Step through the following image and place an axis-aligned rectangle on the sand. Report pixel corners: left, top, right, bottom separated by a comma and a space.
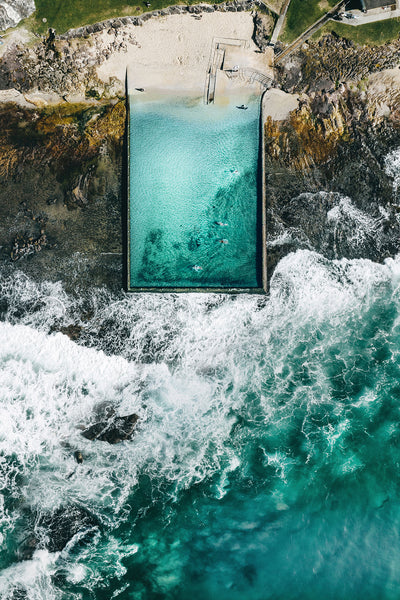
97, 12, 274, 97
262, 88, 299, 120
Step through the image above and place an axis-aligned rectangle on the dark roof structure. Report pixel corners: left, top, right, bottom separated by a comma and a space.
363, 0, 395, 7
346, 0, 394, 8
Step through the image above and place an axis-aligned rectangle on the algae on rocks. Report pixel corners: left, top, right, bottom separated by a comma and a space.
0, 100, 126, 292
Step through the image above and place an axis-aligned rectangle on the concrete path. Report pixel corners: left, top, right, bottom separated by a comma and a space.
274, 0, 345, 63
270, 0, 292, 45
339, 7, 400, 24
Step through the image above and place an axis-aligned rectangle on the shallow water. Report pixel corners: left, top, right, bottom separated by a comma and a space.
2, 243, 400, 598
129, 95, 261, 289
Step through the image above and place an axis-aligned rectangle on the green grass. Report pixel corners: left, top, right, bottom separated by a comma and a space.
281, 0, 338, 43
26, 0, 225, 35
313, 17, 400, 45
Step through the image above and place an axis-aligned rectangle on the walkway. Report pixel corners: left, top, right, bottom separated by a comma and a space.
204, 37, 273, 103
204, 38, 250, 104
274, 0, 345, 64
270, 0, 292, 46
226, 67, 274, 88
338, 6, 400, 24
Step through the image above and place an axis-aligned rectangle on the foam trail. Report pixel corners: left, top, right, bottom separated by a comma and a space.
385, 148, 400, 192
2, 248, 400, 598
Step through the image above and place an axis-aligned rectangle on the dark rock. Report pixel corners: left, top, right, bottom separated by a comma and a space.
74, 451, 84, 464
311, 93, 334, 118
17, 534, 38, 561
6, 586, 28, 600
11, 233, 48, 262
253, 12, 274, 52
168, 6, 183, 13
81, 413, 139, 444
37, 505, 100, 553
46, 28, 56, 44
59, 324, 82, 340
279, 33, 400, 95
309, 77, 335, 94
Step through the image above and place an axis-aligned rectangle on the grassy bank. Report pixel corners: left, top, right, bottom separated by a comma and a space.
281, 0, 337, 43
28, 0, 224, 34
313, 17, 400, 45
23, 0, 283, 34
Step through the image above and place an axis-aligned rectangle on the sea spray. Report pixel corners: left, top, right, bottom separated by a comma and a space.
385, 147, 400, 193
0, 0, 35, 31
2, 250, 400, 597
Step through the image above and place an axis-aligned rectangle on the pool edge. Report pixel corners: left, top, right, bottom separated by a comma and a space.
126, 75, 268, 295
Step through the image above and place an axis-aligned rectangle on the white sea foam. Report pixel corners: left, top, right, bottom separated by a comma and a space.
327, 196, 376, 233
0, 0, 35, 30
2, 250, 400, 595
0, 550, 59, 600
384, 148, 400, 192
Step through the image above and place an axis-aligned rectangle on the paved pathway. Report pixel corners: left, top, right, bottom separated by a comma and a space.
339, 7, 400, 24
274, 0, 345, 64
270, 0, 292, 45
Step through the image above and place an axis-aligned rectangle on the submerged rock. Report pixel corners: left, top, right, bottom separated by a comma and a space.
5, 586, 28, 600
17, 505, 100, 559
74, 450, 84, 464
37, 505, 100, 553
81, 413, 139, 444
59, 324, 82, 341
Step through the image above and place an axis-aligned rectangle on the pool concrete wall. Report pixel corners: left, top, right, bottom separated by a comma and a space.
126, 89, 267, 294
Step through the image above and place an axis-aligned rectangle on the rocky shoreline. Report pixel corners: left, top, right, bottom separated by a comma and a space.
57, 0, 273, 40
267, 34, 400, 276
0, 13, 399, 301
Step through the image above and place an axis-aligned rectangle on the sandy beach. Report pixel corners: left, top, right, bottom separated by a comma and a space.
97, 12, 274, 97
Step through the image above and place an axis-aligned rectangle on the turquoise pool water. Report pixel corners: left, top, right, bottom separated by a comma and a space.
128, 95, 261, 289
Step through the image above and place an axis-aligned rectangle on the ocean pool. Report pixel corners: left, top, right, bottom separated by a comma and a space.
128, 94, 263, 291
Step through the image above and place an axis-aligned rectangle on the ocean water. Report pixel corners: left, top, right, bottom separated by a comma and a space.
2, 228, 400, 598
129, 95, 261, 289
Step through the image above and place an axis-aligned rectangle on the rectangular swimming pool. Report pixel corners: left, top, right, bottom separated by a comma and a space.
127, 93, 265, 292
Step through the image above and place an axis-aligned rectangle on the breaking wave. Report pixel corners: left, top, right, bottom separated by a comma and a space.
1, 248, 400, 598
2, 145, 400, 599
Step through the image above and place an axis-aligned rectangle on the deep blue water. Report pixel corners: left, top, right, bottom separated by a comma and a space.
2, 247, 400, 598
129, 95, 261, 289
